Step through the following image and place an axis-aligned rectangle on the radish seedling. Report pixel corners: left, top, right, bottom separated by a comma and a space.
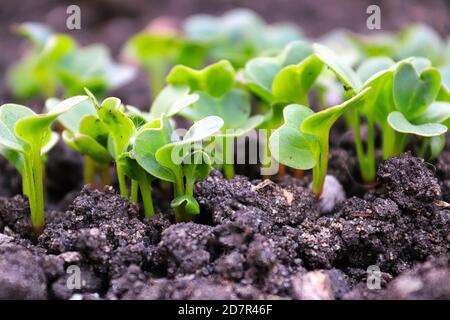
85, 86, 199, 217
184, 8, 302, 68
387, 61, 448, 157
46, 98, 111, 188
133, 115, 223, 221
9, 23, 134, 99
124, 30, 205, 101
167, 60, 264, 179
270, 88, 370, 197
0, 96, 88, 232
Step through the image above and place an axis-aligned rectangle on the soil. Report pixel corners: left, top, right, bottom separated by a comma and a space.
0, 152, 449, 300
1, 0, 450, 300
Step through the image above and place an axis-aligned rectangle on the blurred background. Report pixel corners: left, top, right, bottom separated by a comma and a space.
1, 0, 449, 105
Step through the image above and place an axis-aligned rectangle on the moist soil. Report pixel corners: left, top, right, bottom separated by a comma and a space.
1, 152, 450, 300
1, 0, 450, 300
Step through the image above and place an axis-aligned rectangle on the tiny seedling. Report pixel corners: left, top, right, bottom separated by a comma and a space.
387, 61, 448, 157
9, 23, 134, 99
124, 31, 200, 101
167, 60, 264, 179
270, 88, 370, 197
0, 96, 88, 232
183, 8, 302, 68
85, 86, 199, 218
133, 115, 223, 221
243, 41, 324, 173
46, 98, 111, 188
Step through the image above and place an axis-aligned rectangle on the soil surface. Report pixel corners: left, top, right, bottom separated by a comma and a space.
1, 0, 450, 300
1, 152, 450, 300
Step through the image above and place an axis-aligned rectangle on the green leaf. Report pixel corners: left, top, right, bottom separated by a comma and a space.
272, 54, 323, 105
274, 40, 312, 66
57, 44, 135, 96
133, 115, 176, 182
171, 195, 200, 215
396, 24, 443, 65
181, 89, 251, 130
96, 97, 136, 158
0, 104, 35, 152
301, 87, 371, 135
393, 62, 441, 119
313, 43, 362, 92
269, 104, 316, 170
155, 116, 223, 172
415, 101, 450, 124
438, 66, 450, 102
8, 56, 41, 99
46, 98, 96, 133
150, 85, 199, 118
387, 111, 447, 137
183, 150, 212, 181
62, 131, 110, 164
361, 66, 395, 123
78, 115, 109, 145
15, 22, 53, 49
116, 152, 146, 181
356, 56, 395, 83
215, 115, 264, 138
15, 96, 87, 151
126, 33, 179, 63
243, 57, 281, 102
167, 60, 235, 97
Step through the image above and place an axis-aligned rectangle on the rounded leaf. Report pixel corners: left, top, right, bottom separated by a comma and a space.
387, 111, 447, 137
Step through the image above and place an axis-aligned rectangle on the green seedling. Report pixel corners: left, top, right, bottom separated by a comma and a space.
314, 42, 450, 183
243, 41, 326, 172
46, 98, 111, 188
167, 60, 264, 179
183, 8, 302, 68
85, 86, 199, 218
9, 23, 134, 99
346, 24, 445, 66
387, 61, 448, 157
133, 115, 223, 221
269, 88, 370, 197
126, 84, 200, 129
0, 96, 87, 232
124, 29, 205, 101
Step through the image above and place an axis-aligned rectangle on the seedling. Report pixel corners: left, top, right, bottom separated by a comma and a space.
84, 86, 199, 217
183, 8, 302, 68
46, 98, 111, 188
167, 60, 264, 179
387, 61, 448, 157
133, 115, 223, 221
124, 30, 205, 101
270, 88, 370, 197
9, 23, 134, 99
0, 96, 88, 232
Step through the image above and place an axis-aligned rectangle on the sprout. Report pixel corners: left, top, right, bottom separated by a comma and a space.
84, 87, 199, 218
46, 98, 111, 188
167, 60, 264, 179
387, 61, 448, 157
269, 88, 370, 197
8, 23, 134, 99
183, 8, 302, 68
0, 96, 87, 232
133, 115, 223, 221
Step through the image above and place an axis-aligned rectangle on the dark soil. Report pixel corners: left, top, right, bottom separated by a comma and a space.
1, 0, 450, 301
1, 152, 449, 300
